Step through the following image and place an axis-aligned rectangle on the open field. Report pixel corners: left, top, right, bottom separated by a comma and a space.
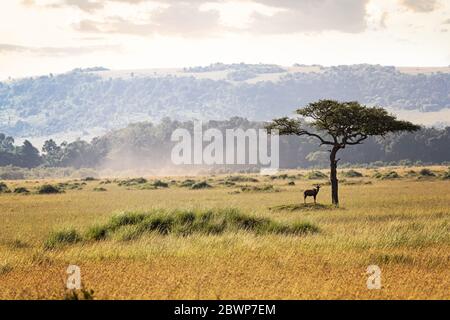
0, 166, 449, 299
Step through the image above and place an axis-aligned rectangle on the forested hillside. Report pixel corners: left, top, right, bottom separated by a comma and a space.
1, 64, 449, 137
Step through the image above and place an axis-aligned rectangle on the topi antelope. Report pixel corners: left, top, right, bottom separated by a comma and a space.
304, 185, 321, 204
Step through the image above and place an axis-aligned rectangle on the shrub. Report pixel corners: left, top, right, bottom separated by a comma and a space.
44, 229, 81, 249
287, 181, 295, 186
13, 187, 30, 194
37, 184, 62, 194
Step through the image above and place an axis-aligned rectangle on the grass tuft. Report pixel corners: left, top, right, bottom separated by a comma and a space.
44, 229, 81, 249
270, 203, 335, 212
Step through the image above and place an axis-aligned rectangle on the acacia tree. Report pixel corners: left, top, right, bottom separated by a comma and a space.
266, 100, 420, 206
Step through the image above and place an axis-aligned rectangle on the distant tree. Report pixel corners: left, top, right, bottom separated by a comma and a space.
17, 140, 42, 168
266, 100, 421, 206
42, 139, 62, 166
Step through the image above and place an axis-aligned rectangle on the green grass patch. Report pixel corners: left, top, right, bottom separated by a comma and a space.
45, 208, 319, 246
44, 229, 81, 249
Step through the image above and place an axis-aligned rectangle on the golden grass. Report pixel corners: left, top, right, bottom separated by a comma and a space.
0, 166, 449, 299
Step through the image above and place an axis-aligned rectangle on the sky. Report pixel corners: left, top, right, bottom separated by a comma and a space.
0, 0, 450, 79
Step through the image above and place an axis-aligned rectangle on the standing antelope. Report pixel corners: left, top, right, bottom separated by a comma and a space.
304, 185, 321, 204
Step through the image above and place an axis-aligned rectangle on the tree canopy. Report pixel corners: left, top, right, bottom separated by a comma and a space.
267, 100, 421, 205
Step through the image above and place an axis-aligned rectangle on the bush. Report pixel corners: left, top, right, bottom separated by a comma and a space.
37, 184, 62, 194
44, 229, 81, 249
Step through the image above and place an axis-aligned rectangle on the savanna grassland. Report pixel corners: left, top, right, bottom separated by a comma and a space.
0, 166, 449, 300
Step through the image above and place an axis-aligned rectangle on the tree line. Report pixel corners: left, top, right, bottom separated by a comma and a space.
1, 117, 449, 170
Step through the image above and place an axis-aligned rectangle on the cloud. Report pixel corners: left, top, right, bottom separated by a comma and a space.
400, 0, 439, 13
75, 3, 221, 37
24, 0, 105, 12
0, 43, 120, 56
248, 0, 370, 34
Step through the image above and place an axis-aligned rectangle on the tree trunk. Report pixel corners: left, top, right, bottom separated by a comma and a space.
330, 146, 340, 206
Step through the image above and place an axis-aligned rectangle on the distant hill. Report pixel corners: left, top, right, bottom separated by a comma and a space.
0, 63, 449, 138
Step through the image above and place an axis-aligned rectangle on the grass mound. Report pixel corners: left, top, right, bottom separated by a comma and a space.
118, 178, 148, 187
374, 171, 401, 180
0, 182, 11, 193
45, 209, 319, 245
82, 177, 97, 181
37, 184, 62, 194
240, 184, 279, 193
152, 180, 169, 188
93, 187, 107, 192
270, 203, 335, 212
306, 171, 328, 179
442, 169, 450, 180
419, 168, 435, 177
180, 179, 196, 187
191, 181, 212, 189
269, 173, 300, 180
416, 168, 437, 180
57, 182, 84, 190
342, 170, 363, 178
13, 187, 30, 194
225, 176, 259, 183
